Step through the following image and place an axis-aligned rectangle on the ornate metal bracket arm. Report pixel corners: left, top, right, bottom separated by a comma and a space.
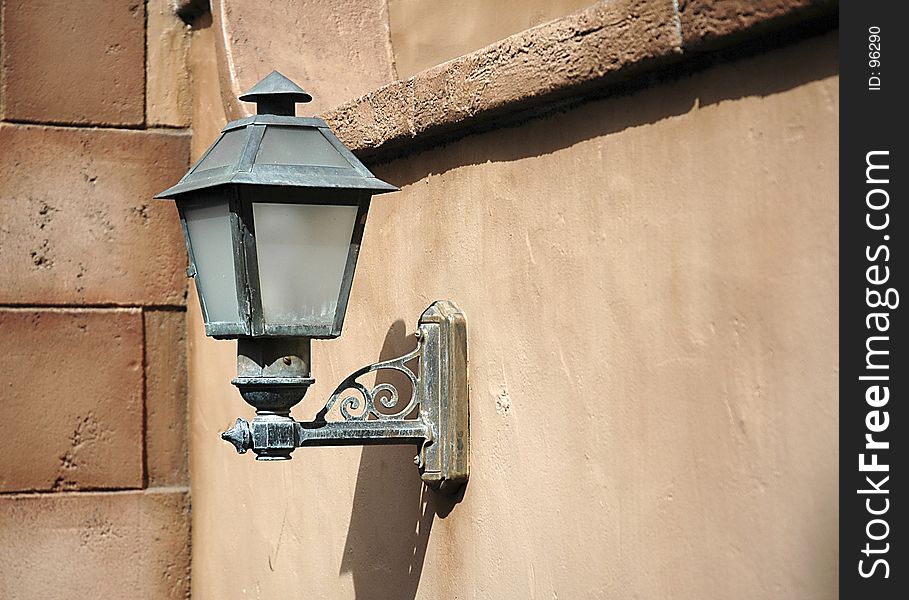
222, 300, 469, 495
316, 345, 421, 423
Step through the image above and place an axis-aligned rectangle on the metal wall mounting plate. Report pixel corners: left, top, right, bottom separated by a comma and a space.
415, 300, 469, 493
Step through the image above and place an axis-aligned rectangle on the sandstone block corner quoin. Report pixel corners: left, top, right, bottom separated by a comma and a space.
0, 0, 146, 126
144, 308, 189, 487
0, 490, 190, 600
0, 309, 145, 493
0, 124, 191, 306
147, 0, 192, 128
0, 1, 194, 597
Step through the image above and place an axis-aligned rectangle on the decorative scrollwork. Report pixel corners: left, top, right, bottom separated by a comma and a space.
316, 345, 421, 422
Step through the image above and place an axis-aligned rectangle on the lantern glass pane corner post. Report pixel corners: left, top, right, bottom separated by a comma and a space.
155, 71, 469, 495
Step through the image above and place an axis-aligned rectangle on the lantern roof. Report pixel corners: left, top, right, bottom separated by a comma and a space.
156, 72, 397, 200
239, 70, 313, 106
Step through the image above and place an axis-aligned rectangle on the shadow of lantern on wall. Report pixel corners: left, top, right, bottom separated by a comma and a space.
156, 71, 468, 495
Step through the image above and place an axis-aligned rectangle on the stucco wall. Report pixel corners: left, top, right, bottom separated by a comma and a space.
387, 0, 594, 77
187, 29, 837, 600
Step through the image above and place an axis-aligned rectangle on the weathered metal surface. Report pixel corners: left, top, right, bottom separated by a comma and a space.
227, 186, 253, 337
248, 414, 298, 460
221, 301, 470, 495
232, 337, 314, 431
229, 338, 314, 460
319, 346, 420, 422
298, 420, 430, 447
154, 72, 396, 200
239, 70, 312, 116
156, 72, 397, 341
221, 418, 251, 454
236, 337, 311, 379
415, 300, 470, 494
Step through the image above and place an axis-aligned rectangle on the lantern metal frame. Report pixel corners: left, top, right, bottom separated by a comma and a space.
159, 110, 395, 340
155, 71, 470, 496
175, 186, 371, 339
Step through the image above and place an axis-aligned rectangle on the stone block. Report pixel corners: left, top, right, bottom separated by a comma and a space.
145, 309, 189, 487
0, 124, 190, 306
678, 0, 837, 49
0, 489, 190, 600
326, 0, 683, 157
147, 0, 192, 127
0, 0, 146, 125
0, 309, 144, 492
327, 79, 414, 151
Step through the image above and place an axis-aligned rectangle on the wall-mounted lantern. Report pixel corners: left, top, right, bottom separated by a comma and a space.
156, 71, 468, 495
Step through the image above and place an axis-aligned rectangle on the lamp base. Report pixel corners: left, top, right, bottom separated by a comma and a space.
232, 377, 315, 415
229, 337, 315, 460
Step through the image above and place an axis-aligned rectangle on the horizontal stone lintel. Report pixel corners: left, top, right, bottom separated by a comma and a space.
320, 0, 837, 162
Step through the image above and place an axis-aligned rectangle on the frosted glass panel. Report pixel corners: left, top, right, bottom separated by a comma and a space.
253, 203, 358, 327
255, 127, 350, 168
193, 128, 246, 172
183, 201, 241, 324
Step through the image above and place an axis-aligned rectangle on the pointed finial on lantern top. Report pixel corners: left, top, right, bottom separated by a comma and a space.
239, 70, 312, 116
